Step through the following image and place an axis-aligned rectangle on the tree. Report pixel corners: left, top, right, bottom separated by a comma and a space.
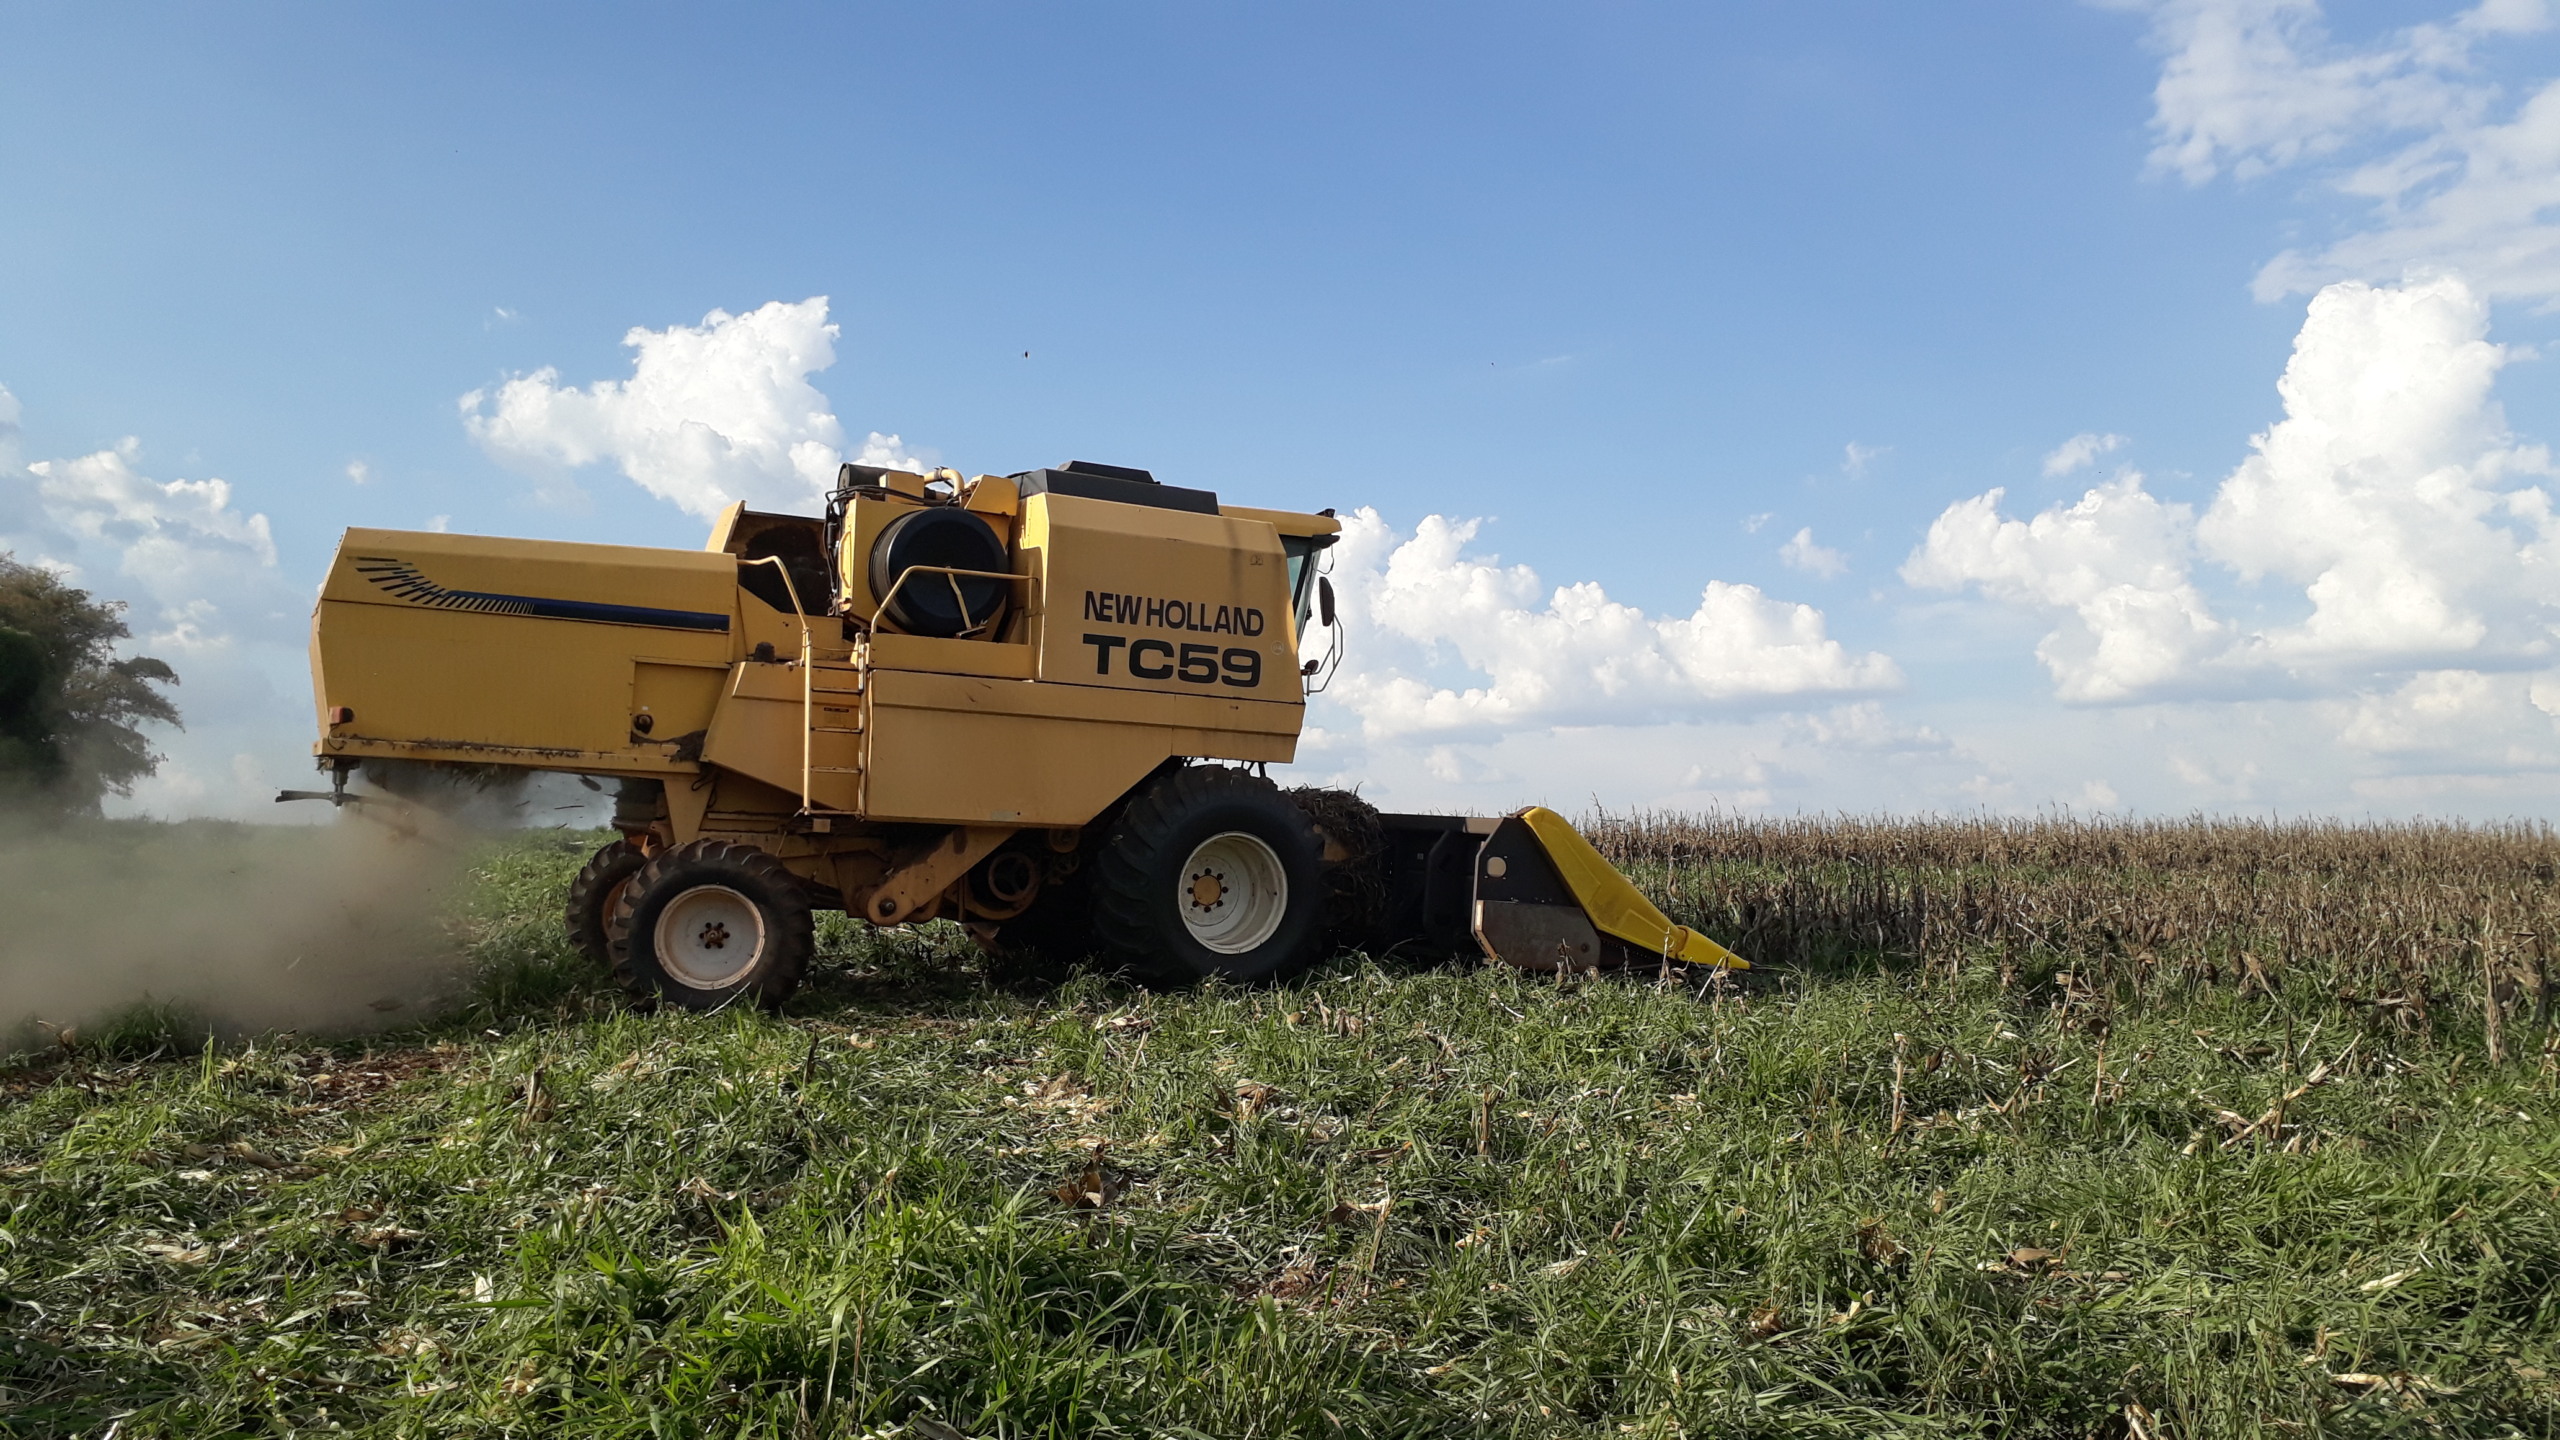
0, 553, 182, 812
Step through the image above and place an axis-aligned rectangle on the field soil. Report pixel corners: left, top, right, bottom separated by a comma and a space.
5, 816, 2558, 1438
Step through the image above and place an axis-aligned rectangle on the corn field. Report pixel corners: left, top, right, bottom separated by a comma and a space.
1588, 811, 2559, 1030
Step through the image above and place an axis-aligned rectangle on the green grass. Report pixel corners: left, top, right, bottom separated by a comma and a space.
6, 829, 2559, 1437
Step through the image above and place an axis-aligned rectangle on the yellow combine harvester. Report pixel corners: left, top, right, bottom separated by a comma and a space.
296, 460, 1743, 1008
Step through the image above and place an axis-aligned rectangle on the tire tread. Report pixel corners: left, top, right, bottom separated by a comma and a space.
1090, 765, 1321, 982
606, 838, 814, 1009
564, 838, 648, 966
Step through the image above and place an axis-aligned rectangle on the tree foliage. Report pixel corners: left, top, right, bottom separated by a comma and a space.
0, 553, 181, 811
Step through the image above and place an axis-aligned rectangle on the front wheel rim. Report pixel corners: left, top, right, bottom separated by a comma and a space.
1178, 831, 1288, 955
653, 884, 767, 990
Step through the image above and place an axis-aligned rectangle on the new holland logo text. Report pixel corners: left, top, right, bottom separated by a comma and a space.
354, 557, 730, 633
1080, 590, 1266, 637
1082, 635, 1263, 688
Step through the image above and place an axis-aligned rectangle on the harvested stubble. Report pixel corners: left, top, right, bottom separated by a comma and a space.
3, 818, 2557, 1439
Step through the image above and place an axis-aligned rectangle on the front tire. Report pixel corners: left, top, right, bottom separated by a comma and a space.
607, 840, 813, 1011
1092, 766, 1324, 983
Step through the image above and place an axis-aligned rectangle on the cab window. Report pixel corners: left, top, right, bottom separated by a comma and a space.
1283, 536, 1325, 639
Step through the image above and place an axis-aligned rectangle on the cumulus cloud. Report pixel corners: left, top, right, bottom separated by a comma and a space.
2331, 666, 2560, 761
1779, 526, 1850, 578
20, 446, 280, 630
1907, 273, 2558, 703
2197, 275, 2557, 662
1904, 474, 2227, 701
461, 297, 922, 519
2124, 0, 2560, 300
0, 400, 281, 645
1316, 509, 1898, 740
2042, 432, 2129, 476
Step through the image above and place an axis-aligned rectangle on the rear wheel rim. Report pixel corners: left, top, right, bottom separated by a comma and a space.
1178, 831, 1287, 955
653, 884, 767, 990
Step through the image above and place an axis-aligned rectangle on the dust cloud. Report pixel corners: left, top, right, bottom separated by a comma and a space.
0, 769, 601, 1057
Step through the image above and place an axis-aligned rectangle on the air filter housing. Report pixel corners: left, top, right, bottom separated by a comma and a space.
868, 507, 1010, 637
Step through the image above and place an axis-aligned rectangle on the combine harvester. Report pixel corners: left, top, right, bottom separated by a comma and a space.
291, 461, 1744, 1008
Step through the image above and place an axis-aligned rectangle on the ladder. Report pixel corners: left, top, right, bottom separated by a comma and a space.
800, 655, 864, 815
743, 555, 865, 818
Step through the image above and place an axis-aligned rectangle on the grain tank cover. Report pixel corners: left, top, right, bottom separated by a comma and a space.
1012, 461, 1220, 516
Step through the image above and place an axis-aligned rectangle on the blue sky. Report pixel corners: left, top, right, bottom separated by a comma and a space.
6, 1, 2560, 818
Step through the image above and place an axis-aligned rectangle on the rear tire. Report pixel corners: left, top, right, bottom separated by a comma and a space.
607, 840, 813, 1011
1092, 765, 1324, 983
564, 838, 648, 967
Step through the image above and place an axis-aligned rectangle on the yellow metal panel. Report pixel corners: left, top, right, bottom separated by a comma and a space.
855, 666, 1298, 824
316, 601, 645, 755
858, 704, 1181, 825
866, 632, 1035, 680
1516, 807, 1749, 970
1164, 726, 1295, 764
964, 474, 1020, 516
725, 661, 806, 703
313, 528, 739, 760
705, 502, 746, 552
866, 667, 1299, 736
1218, 504, 1342, 538
835, 493, 928, 620
306, 621, 331, 731
700, 679, 862, 813
321, 528, 739, 616
1020, 493, 1299, 703
631, 661, 727, 742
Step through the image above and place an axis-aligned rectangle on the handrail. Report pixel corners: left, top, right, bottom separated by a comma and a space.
740, 556, 819, 812
868, 563, 1031, 640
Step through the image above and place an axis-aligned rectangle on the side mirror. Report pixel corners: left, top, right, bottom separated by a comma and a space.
1318, 576, 1336, 628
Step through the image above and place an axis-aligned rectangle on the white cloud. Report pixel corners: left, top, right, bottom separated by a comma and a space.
11, 441, 279, 622
345, 459, 370, 485
2197, 275, 2556, 662
1785, 701, 1949, 752
2258, 76, 2560, 302
1314, 509, 1898, 741
461, 297, 923, 519
1907, 274, 2559, 704
2331, 666, 2560, 759
1903, 474, 2226, 702
1779, 526, 1850, 578
2042, 431, 2129, 476
2135, 0, 2505, 184
1843, 442, 1887, 479
2124, 0, 2560, 300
